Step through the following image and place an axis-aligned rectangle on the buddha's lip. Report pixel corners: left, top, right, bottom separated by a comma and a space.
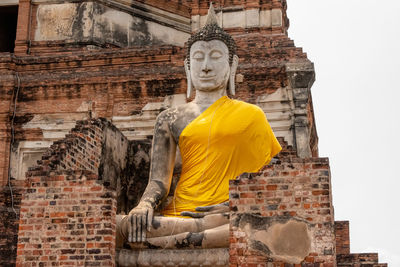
199, 76, 216, 79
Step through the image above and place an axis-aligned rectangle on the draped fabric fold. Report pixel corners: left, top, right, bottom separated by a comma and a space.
162, 96, 282, 216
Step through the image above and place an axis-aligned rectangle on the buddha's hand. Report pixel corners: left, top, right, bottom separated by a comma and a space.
180, 201, 229, 218
127, 202, 154, 243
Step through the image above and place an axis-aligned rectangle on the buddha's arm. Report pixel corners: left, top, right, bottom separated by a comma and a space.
126, 110, 177, 242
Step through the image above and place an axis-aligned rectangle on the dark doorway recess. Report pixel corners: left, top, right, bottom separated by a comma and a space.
0, 5, 18, 53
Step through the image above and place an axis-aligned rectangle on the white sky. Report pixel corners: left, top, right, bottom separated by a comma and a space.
286, 0, 400, 266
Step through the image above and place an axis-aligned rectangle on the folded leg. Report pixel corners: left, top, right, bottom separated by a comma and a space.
127, 223, 229, 249
116, 213, 229, 248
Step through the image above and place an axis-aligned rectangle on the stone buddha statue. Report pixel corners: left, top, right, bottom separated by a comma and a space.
116, 5, 281, 249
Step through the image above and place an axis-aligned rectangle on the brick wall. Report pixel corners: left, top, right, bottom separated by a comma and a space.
229, 141, 336, 266
17, 170, 116, 266
14, 119, 131, 266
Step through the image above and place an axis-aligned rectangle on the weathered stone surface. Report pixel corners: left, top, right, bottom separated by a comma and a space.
34, 1, 190, 47
192, 8, 283, 31
286, 62, 317, 158
237, 215, 311, 264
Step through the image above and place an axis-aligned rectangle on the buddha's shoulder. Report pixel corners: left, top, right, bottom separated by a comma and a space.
175, 102, 199, 114
156, 102, 199, 122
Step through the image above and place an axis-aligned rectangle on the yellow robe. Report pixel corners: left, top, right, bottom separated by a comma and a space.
162, 96, 281, 216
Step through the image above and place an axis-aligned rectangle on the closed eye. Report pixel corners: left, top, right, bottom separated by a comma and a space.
210, 51, 223, 59
193, 51, 205, 60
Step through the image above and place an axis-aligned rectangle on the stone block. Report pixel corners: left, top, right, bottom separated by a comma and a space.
271, 9, 283, 27
260, 9, 272, 27
245, 9, 259, 28
222, 10, 245, 28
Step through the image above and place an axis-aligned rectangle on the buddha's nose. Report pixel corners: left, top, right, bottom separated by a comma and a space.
202, 67, 211, 74
202, 58, 212, 74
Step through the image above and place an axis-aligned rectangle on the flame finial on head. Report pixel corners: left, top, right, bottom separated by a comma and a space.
186, 3, 237, 66
205, 4, 218, 26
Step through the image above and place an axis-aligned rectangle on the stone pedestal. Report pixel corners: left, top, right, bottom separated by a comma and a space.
117, 248, 229, 267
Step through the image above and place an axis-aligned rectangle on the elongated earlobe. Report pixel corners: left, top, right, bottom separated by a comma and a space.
229, 55, 239, 96
184, 59, 193, 99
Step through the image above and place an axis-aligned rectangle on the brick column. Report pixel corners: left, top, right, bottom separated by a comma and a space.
335, 221, 350, 255
0, 63, 15, 186
0, 137, 11, 187
14, 0, 31, 55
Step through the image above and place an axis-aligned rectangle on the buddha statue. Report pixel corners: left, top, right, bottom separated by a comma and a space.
116, 5, 281, 249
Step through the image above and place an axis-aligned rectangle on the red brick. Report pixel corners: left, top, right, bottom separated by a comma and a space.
266, 185, 277, 191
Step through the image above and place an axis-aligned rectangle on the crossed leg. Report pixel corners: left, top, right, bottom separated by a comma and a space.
116, 213, 229, 249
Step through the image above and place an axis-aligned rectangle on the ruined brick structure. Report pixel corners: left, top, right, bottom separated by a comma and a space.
0, 0, 387, 266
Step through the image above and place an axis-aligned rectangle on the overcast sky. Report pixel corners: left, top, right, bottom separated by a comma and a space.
286, 1, 400, 266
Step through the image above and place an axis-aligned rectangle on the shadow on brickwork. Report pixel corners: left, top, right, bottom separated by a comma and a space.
0, 182, 23, 266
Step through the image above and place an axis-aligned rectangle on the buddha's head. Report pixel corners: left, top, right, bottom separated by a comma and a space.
185, 5, 239, 98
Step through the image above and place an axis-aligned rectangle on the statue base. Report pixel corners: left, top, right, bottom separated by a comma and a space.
116, 248, 229, 267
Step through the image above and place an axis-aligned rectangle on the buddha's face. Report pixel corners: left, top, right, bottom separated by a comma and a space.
189, 40, 230, 92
